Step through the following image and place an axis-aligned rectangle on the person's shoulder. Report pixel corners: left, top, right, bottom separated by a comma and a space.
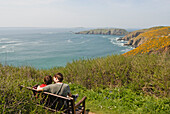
63, 83, 70, 88
63, 83, 69, 86
50, 83, 57, 86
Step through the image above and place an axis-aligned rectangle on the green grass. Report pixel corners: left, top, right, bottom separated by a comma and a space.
0, 54, 170, 113
70, 84, 169, 114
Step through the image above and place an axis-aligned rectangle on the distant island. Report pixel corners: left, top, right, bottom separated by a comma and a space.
75, 28, 128, 35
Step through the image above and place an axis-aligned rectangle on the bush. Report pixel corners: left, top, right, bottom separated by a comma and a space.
0, 53, 169, 113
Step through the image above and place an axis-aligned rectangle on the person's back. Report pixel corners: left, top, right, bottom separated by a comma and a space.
43, 83, 70, 97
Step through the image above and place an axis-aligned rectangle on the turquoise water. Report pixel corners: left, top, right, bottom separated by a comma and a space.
0, 28, 133, 69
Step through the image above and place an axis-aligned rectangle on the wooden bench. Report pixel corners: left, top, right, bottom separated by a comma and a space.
20, 85, 87, 114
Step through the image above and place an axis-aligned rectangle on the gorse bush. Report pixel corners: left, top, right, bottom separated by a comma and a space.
0, 54, 170, 113
124, 27, 170, 55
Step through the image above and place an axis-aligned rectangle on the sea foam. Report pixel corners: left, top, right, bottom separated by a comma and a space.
109, 37, 124, 47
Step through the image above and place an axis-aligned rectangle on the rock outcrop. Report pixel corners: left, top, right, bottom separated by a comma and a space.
117, 30, 147, 41
120, 26, 166, 48
123, 27, 170, 56
75, 28, 128, 35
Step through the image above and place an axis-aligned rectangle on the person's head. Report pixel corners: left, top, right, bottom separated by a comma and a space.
44, 75, 52, 85
53, 73, 63, 83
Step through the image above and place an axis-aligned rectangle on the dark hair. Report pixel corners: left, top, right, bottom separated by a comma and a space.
54, 73, 63, 82
44, 75, 52, 85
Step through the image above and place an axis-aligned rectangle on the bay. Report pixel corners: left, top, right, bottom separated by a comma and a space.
0, 28, 133, 69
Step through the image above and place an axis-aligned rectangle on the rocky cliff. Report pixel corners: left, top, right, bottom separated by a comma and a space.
75, 28, 128, 35
119, 26, 166, 48
117, 30, 148, 41
123, 27, 170, 56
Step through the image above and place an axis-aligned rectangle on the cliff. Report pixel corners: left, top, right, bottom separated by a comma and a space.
75, 28, 128, 35
123, 27, 170, 56
120, 26, 166, 47
117, 29, 148, 41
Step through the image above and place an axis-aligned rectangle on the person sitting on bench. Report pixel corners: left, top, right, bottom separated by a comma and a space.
32, 75, 52, 97
37, 73, 73, 110
37, 73, 72, 97
40, 75, 53, 88
53, 73, 79, 101
33, 75, 52, 89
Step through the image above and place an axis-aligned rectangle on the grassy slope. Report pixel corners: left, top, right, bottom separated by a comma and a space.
0, 26, 170, 113
121, 26, 165, 41
0, 54, 169, 113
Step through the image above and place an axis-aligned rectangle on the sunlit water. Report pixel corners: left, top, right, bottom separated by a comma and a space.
0, 28, 133, 69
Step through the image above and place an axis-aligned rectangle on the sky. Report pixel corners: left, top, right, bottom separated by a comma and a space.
0, 0, 169, 29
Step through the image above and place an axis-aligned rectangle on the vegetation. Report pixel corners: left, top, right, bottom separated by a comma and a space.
123, 27, 170, 55
0, 53, 170, 113
119, 26, 166, 41
0, 26, 170, 113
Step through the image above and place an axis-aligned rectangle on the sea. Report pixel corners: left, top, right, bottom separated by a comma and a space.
0, 27, 133, 69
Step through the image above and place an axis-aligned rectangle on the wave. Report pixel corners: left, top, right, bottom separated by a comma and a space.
39, 32, 58, 35
121, 49, 131, 53
0, 50, 15, 54
1, 45, 7, 49
1, 41, 18, 44
0, 38, 20, 45
0, 45, 15, 53
0, 39, 17, 53
0, 40, 22, 51
111, 42, 124, 47
0, 38, 9, 42
77, 39, 90, 45
0, 45, 14, 50
67, 39, 73, 43
109, 37, 124, 47
66, 38, 90, 45
102, 36, 107, 38
13, 43, 24, 46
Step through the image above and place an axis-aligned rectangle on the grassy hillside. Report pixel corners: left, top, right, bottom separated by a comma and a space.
0, 54, 170, 113
0, 26, 170, 113
123, 27, 170, 55
119, 26, 165, 41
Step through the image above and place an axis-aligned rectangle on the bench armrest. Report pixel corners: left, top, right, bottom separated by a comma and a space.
75, 96, 87, 108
